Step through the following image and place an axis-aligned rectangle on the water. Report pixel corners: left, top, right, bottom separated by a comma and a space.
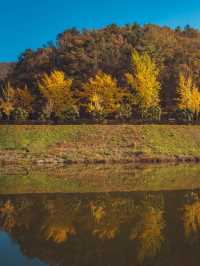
1, 163, 200, 193
0, 191, 200, 266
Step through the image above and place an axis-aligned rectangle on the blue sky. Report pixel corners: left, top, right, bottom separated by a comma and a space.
1, 0, 200, 62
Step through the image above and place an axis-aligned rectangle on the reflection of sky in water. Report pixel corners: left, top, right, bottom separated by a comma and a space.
0, 232, 47, 266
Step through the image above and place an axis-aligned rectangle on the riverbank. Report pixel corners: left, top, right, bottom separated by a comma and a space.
1, 124, 200, 165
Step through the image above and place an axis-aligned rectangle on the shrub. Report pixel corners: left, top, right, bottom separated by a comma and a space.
11, 108, 29, 121
88, 107, 106, 122
174, 109, 194, 122
54, 105, 80, 122
37, 112, 50, 122
0, 111, 3, 121
142, 106, 162, 121
115, 104, 132, 121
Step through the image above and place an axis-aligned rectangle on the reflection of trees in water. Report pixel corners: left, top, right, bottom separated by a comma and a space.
0, 200, 16, 232
130, 195, 165, 263
90, 201, 119, 239
183, 193, 200, 242
0, 192, 188, 266
90, 196, 136, 240
41, 198, 78, 243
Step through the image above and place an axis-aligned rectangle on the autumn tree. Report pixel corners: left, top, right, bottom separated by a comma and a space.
38, 70, 78, 120
125, 50, 161, 119
0, 82, 15, 118
15, 85, 34, 113
177, 72, 200, 120
0, 82, 34, 120
80, 71, 126, 120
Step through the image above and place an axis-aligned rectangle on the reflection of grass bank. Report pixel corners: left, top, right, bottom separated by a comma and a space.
1, 125, 200, 164
1, 164, 200, 194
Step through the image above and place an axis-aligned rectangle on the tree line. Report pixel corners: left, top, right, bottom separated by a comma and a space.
1, 23, 200, 122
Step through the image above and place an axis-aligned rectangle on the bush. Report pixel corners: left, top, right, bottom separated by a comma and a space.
37, 112, 50, 122
11, 108, 29, 121
142, 106, 161, 121
115, 104, 132, 121
54, 105, 80, 122
89, 111, 106, 122
174, 109, 194, 122
86, 104, 106, 122
0, 111, 3, 121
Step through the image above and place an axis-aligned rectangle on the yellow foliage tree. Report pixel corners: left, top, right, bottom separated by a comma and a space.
38, 70, 74, 117
80, 72, 125, 120
0, 82, 34, 118
177, 72, 200, 119
15, 85, 34, 113
125, 50, 161, 118
0, 82, 15, 117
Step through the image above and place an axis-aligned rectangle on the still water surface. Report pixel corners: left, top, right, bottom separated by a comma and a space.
0, 191, 200, 266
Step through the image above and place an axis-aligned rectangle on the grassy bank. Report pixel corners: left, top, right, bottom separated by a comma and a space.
1, 124, 200, 164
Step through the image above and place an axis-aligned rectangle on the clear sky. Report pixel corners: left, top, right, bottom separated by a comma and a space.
1, 0, 200, 62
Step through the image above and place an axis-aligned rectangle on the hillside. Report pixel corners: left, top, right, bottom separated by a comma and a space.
0, 63, 14, 80
1, 24, 200, 123
4, 24, 200, 109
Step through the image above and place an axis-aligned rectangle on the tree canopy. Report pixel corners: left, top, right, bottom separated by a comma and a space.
1, 23, 200, 121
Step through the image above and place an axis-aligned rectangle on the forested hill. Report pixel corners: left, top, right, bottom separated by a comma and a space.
0, 63, 14, 81
1, 23, 200, 110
